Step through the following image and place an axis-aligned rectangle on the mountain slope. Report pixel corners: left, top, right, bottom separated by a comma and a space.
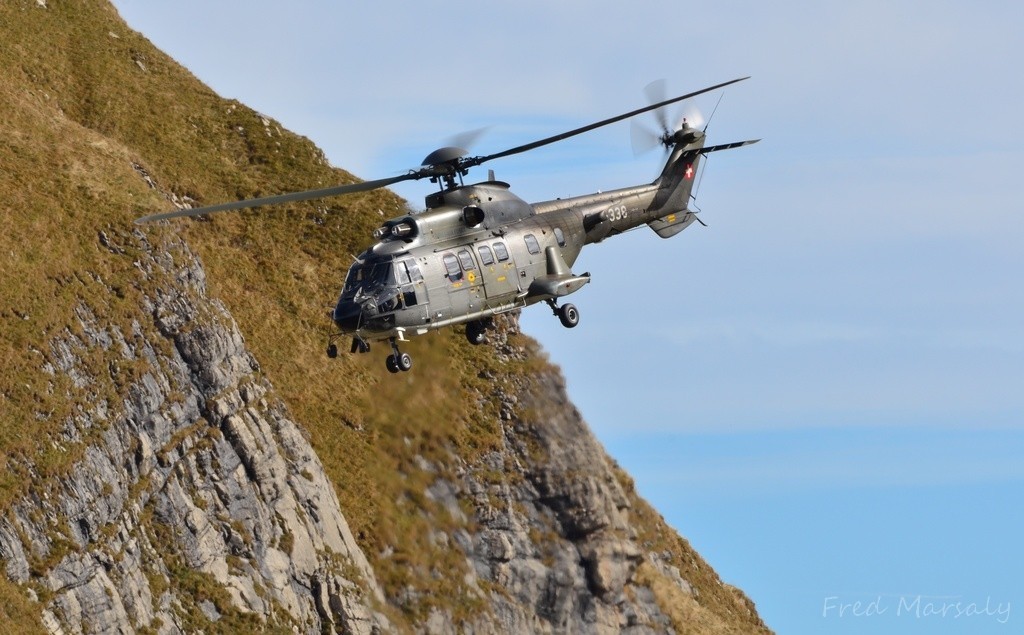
0, 1, 770, 632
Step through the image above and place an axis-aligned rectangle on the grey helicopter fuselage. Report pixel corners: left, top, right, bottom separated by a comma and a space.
332, 124, 707, 352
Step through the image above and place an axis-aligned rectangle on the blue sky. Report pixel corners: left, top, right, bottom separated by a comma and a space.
112, 2, 1024, 632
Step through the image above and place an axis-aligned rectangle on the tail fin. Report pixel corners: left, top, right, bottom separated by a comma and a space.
647, 143, 704, 226
648, 137, 759, 238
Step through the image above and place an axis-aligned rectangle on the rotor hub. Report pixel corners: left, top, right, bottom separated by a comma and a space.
667, 125, 704, 147
420, 146, 468, 167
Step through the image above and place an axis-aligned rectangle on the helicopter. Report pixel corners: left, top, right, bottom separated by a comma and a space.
138, 77, 758, 373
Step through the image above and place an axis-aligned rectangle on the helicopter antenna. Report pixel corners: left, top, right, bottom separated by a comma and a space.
703, 92, 725, 132
694, 91, 724, 195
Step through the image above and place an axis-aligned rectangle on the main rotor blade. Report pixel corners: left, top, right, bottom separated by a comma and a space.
134, 173, 418, 224
464, 76, 749, 168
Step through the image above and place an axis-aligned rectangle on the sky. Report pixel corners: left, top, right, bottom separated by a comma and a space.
111, 2, 1024, 633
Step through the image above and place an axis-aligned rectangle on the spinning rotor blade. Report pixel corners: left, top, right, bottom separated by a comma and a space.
447, 126, 490, 153
633, 79, 711, 155
134, 173, 420, 224
678, 103, 705, 130
643, 79, 701, 134
630, 120, 662, 156
643, 79, 670, 135
463, 76, 749, 168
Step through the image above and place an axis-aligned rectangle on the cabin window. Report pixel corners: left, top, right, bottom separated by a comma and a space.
493, 242, 510, 262
478, 245, 495, 266
458, 249, 476, 271
524, 234, 541, 255
442, 253, 462, 280
554, 227, 565, 247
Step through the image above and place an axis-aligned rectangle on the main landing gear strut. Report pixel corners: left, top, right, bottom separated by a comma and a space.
546, 299, 580, 328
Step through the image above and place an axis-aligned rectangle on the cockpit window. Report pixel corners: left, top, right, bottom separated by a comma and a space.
395, 260, 411, 285
395, 259, 424, 285
344, 262, 391, 293
407, 260, 423, 282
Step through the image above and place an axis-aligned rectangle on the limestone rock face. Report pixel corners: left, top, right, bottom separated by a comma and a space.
344, 317, 686, 634
413, 319, 676, 634
367, 317, 768, 634
0, 232, 387, 634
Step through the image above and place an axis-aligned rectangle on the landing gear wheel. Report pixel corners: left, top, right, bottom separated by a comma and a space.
397, 352, 413, 372
466, 322, 486, 345
326, 343, 338, 359
558, 303, 580, 328
386, 337, 412, 373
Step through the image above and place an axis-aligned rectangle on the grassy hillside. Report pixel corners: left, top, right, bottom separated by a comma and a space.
0, 1, 767, 631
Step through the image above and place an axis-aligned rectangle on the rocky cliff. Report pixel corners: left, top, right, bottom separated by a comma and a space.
0, 1, 770, 632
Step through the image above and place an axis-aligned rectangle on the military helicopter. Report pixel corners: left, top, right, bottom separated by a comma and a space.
138, 77, 758, 373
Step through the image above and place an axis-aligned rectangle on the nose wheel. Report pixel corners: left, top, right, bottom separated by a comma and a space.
326, 335, 369, 359
386, 338, 412, 373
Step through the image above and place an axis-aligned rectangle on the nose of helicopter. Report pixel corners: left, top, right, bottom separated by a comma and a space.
332, 299, 362, 332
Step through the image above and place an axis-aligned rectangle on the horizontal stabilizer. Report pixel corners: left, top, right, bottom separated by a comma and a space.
700, 139, 760, 155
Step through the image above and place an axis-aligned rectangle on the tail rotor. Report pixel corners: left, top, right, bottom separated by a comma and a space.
630, 79, 706, 156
